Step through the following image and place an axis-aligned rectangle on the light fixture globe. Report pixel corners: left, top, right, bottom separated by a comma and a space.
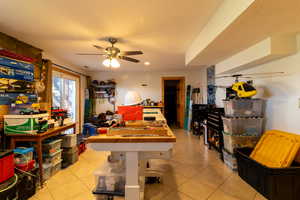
111, 58, 120, 68
102, 58, 120, 68
102, 58, 111, 67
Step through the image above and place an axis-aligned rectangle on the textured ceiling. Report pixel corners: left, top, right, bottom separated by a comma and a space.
0, 0, 223, 71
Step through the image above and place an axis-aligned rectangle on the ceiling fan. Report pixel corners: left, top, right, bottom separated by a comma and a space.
77, 38, 143, 68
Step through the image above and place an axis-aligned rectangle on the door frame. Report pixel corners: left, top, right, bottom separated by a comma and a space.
52, 66, 81, 132
161, 76, 185, 128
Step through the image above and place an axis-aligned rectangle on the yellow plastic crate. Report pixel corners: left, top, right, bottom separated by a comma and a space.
250, 130, 300, 168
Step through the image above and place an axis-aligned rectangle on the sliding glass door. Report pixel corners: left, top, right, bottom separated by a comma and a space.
52, 70, 80, 132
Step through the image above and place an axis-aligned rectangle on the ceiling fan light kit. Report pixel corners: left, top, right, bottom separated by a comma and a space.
78, 37, 144, 69
102, 58, 120, 68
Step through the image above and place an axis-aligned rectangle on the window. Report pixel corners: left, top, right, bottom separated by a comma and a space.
243, 83, 256, 92
52, 69, 80, 132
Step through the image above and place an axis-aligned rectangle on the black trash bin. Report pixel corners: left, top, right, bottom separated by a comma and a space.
236, 147, 300, 200
0, 174, 18, 200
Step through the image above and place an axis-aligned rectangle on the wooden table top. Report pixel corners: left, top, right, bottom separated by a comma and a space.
87, 109, 176, 143
87, 126, 176, 143
143, 106, 164, 108
6, 123, 76, 138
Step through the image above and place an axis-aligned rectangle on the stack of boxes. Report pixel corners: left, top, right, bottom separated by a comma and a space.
61, 134, 78, 168
222, 99, 264, 170
42, 139, 63, 181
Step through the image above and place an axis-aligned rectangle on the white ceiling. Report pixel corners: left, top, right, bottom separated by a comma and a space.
0, 0, 223, 71
188, 0, 300, 67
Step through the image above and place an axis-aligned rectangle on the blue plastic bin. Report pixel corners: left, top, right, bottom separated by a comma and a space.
82, 123, 97, 136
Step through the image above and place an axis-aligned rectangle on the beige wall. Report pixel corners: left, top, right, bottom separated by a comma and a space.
88, 69, 206, 113
214, 35, 300, 134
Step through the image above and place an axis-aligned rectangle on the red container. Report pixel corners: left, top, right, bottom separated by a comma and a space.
0, 150, 14, 183
118, 106, 143, 121
16, 160, 35, 172
78, 143, 86, 155
98, 128, 108, 134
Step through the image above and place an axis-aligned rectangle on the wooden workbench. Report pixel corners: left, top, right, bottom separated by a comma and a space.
7, 123, 76, 186
87, 109, 175, 200
87, 127, 176, 143
143, 106, 164, 115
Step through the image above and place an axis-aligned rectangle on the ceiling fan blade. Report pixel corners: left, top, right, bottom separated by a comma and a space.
121, 51, 143, 56
120, 56, 140, 63
77, 53, 105, 56
93, 45, 104, 50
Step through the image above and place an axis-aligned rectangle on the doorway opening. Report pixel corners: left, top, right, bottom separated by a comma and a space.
162, 77, 185, 128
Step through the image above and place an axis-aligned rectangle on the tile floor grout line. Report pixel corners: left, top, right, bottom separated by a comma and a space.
30, 130, 258, 200
204, 170, 235, 200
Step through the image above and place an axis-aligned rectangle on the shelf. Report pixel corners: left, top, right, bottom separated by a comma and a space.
91, 84, 115, 89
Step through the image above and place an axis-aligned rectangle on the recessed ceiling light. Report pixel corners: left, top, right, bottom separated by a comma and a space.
144, 61, 150, 66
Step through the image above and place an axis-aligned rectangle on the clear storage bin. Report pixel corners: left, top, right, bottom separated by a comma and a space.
93, 193, 124, 200
222, 149, 237, 171
42, 139, 62, 154
94, 162, 125, 195
43, 149, 62, 165
51, 159, 62, 176
42, 163, 52, 181
13, 147, 34, 165
223, 99, 264, 117
222, 117, 264, 136
62, 147, 78, 167
223, 132, 260, 154
61, 134, 77, 148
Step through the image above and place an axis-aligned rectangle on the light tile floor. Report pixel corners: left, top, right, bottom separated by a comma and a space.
29, 129, 267, 200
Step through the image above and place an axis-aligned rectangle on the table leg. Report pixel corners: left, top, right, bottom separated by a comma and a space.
36, 139, 44, 187
125, 151, 140, 200
10, 138, 16, 149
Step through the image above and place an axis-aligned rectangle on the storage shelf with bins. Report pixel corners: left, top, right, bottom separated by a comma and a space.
90, 84, 116, 99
